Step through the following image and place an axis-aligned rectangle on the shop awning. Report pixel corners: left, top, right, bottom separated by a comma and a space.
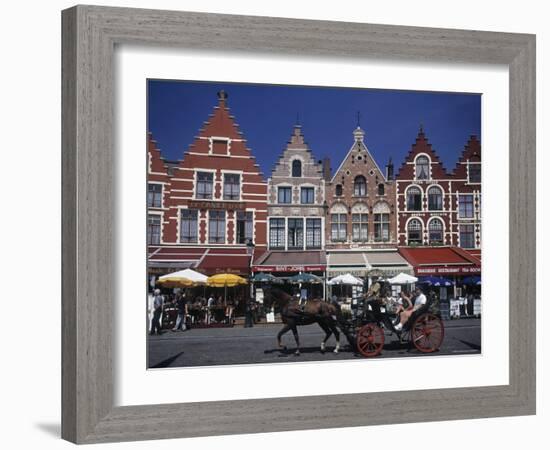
197, 248, 251, 276
252, 250, 326, 273
463, 249, 482, 265
148, 246, 204, 269
148, 246, 255, 276
326, 250, 413, 277
398, 246, 481, 276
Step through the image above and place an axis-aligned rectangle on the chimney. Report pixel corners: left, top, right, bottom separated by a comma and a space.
322, 157, 331, 181
386, 157, 394, 180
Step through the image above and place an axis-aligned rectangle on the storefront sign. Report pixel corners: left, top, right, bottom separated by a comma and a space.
253, 265, 325, 273
416, 266, 481, 275
187, 200, 245, 211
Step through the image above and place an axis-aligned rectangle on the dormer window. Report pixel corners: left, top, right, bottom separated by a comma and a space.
292, 159, 302, 177
415, 155, 430, 180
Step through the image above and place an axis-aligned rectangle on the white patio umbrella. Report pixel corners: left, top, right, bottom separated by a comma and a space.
158, 268, 208, 287
327, 273, 364, 286
388, 272, 418, 285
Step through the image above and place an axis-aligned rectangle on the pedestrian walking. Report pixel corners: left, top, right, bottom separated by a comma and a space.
172, 292, 187, 331
150, 289, 164, 335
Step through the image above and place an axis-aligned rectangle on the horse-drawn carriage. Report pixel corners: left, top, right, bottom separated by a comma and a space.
339, 289, 445, 357
261, 285, 444, 357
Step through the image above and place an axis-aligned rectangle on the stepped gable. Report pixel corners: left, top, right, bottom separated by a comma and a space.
147, 132, 169, 175
395, 127, 449, 179
271, 124, 322, 178
177, 90, 265, 179
452, 135, 481, 178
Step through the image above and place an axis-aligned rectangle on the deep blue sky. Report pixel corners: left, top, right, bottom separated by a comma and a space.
147, 80, 481, 176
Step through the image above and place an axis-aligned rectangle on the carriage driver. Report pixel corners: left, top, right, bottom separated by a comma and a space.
394, 286, 427, 331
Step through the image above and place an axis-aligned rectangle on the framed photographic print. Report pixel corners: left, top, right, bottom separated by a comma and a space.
62, 5, 535, 444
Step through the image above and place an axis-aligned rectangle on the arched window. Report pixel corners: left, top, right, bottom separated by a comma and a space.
330, 204, 348, 242
335, 184, 343, 196
428, 219, 444, 245
354, 175, 367, 196
373, 202, 391, 242
427, 185, 443, 210
407, 219, 423, 245
351, 203, 369, 242
291, 159, 302, 177
415, 155, 430, 180
406, 186, 422, 211
378, 183, 385, 196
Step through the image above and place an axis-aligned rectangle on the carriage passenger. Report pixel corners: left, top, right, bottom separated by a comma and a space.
394, 287, 427, 331
392, 291, 413, 324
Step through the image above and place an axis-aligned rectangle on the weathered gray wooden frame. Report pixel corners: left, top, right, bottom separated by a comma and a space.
61, 5, 536, 444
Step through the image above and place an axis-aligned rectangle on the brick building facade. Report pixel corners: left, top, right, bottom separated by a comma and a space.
147, 91, 267, 276
395, 128, 481, 251
146, 90, 480, 298
325, 126, 397, 249
324, 126, 412, 285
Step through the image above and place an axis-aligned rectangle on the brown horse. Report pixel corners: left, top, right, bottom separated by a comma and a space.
262, 288, 341, 356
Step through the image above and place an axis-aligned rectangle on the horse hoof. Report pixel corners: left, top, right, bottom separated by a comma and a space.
294, 351, 301, 356
333, 349, 339, 354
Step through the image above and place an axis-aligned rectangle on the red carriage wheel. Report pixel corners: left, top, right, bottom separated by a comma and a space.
356, 323, 385, 357
411, 313, 444, 353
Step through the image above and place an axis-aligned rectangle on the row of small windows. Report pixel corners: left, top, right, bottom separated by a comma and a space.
406, 186, 443, 211
405, 188, 479, 217
330, 213, 390, 243
277, 186, 315, 204
269, 217, 322, 250
197, 172, 241, 200
333, 178, 385, 197
413, 155, 481, 183
406, 219, 476, 248
407, 218, 443, 245
148, 174, 243, 206
147, 210, 253, 245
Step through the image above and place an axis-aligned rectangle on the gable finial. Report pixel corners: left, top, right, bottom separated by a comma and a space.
419, 122, 424, 134
356, 111, 361, 128
296, 112, 301, 127
217, 90, 228, 104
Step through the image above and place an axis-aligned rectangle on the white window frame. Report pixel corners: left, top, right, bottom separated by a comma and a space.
194, 169, 216, 200
414, 153, 431, 181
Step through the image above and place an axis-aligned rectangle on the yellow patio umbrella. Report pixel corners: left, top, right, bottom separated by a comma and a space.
206, 273, 248, 305
206, 273, 247, 287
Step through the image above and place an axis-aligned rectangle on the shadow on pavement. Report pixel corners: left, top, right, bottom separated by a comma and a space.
150, 351, 185, 368
456, 339, 481, 351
